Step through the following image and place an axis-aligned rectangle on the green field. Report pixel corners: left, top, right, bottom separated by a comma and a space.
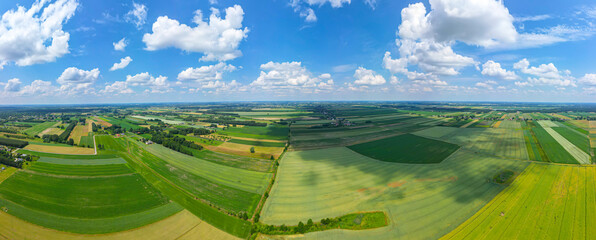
136, 140, 272, 194
128, 139, 261, 214
219, 125, 289, 140
551, 126, 590, 154
443, 164, 596, 239
261, 147, 528, 239
29, 162, 132, 176
101, 116, 143, 130
347, 134, 460, 164
120, 137, 252, 238
23, 121, 57, 136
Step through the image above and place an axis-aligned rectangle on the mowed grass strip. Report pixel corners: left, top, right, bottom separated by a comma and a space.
37, 156, 126, 165
532, 126, 577, 164
552, 126, 590, 154
29, 162, 132, 176
441, 164, 595, 240
23, 121, 57, 136
348, 134, 459, 164
543, 127, 590, 164
0, 171, 169, 219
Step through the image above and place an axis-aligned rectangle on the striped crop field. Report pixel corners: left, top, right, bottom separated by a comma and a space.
260, 147, 529, 239
442, 163, 596, 239
23, 121, 58, 136
414, 127, 529, 160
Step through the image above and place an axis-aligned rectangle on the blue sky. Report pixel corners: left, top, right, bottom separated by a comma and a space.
0, 0, 595, 104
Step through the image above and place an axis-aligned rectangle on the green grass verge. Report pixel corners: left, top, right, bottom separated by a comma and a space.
348, 134, 460, 164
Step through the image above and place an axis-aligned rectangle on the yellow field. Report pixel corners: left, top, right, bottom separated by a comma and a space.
500, 114, 507, 119
492, 121, 502, 128
550, 113, 572, 120
206, 142, 284, 159
442, 163, 596, 240
37, 122, 62, 137
0, 167, 17, 184
93, 117, 112, 127
39, 127, 64, 136
0, 210, 238, 240
459, 120, 477, 128
24, 144, 95, 155
69, 124, 90, 145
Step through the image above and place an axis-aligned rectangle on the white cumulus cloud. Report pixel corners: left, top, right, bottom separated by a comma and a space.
110, 56, 132, 71
101, 81, 134, 94
354, 67, 386, 85
126, 72, 171, 93
0, 0, 78, 68
251, 61, 333, 91
177, 62, 237, 82
579, 73, 596, 85
56, 67, 100, 95
4, 78, 21, 92
481, 60, 518, 80
514, 58, 575, 87
113, 38, 128, 51
143, 5, 249, 62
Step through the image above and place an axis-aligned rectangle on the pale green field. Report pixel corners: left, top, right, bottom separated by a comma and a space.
135, 141, 272, 194
260, 147, 529, 239
414, 127, 529, 160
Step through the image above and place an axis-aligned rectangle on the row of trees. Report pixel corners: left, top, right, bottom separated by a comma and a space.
201, 116, 267, 127
0, 137, 28, 148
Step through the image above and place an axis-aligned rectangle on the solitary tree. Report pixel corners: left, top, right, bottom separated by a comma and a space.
250, 146, 255, 153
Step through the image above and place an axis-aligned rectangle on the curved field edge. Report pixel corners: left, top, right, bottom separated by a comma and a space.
116, 136, 252, 238
260, 147, 529, 239
0, 209, 238, 240
441, 163, 596, 239
347, 133, 460, 164
0, 199, 182, 234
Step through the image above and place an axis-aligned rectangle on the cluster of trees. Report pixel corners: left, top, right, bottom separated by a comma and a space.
0, 137, 28, 148
0, 150, 32, 168
252, 218, 321, 236
168, 127, 212, 136
0, 128, 17, 134
0, 155, 22, 168
41, 122, 76, 144
149, 132, 203, 155
201, 116, 267, 127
